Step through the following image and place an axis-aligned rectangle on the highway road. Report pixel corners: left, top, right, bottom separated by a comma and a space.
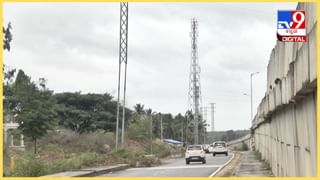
100, 153, 233, 177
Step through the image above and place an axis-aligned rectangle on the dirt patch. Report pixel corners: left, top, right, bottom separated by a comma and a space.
214, 152, 242, 177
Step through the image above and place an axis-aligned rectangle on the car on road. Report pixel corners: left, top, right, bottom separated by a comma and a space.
202, 144, 210, 153
185, 145, 206, 164
208, 144, 214, 153
211, 141, 228, 156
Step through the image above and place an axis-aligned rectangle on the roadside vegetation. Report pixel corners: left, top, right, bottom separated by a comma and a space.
233, 142, 249, 151
254, 150, 271, 171
3, 67, 188, 177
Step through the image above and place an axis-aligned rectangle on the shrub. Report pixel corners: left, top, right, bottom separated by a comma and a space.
254, 151, 262, 161
14, 154, 47, 177
126, 115, 150, 140
152, 143, 171, 158
240, 142, 249, 151
39, 129, 115, 154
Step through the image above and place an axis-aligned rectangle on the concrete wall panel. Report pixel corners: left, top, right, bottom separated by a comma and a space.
294, 43, 310, 95
250, 3, 316, 177
308, 23, 317, 84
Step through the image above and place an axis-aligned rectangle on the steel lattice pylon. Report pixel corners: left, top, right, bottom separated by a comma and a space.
116, 2, 129, 151
188, 18, 202, 144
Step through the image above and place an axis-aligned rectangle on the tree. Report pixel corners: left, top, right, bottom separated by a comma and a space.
127, 115, 150, 140
3, 22, 12, 51
145, 108, 152, 115
3, 65, 17, 123
174, 113, 185, 141
12, 70, 56, 154
134, 103, 144, 115
54, 92, 127, 134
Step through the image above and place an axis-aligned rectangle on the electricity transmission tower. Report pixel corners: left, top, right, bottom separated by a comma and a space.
116, 2, 129, 151
188, 18, 202, 144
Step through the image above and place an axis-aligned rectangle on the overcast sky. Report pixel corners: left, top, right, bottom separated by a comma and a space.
4, 2, 297, 131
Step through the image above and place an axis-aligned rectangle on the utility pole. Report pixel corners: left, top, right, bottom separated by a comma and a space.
116, 2, 129, 150
188, 18, 201, 145
210, 103, 215, 132
181, 118, 184, 143
250, 72, 259, 121
150, 115, 153, 154
159, 114, 163, 141
201, 106, 208, 144
185, 114, 188, 145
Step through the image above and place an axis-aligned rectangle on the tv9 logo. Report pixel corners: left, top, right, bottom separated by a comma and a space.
277, 10, 307, 42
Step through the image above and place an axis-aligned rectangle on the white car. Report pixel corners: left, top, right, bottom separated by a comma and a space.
212, 141, 228, 156
185, 145, 206, 164
208, 144, 214, 153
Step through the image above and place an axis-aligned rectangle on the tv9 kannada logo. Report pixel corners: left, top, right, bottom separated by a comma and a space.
277, 10, 307, 42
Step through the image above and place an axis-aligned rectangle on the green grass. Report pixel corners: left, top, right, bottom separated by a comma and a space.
254, 151, 262, 161
221, 170, 233, 177
4, 129, 180, 177
7, 151, 106, 177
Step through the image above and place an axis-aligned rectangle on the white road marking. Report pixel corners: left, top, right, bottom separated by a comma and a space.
127, 165, 220, 171
208, 153, 235, 177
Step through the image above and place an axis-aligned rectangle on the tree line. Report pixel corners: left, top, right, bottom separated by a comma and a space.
3, 23, 208, 153
4, 67, 208, 153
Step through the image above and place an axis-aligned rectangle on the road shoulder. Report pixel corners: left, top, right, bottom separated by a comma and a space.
213, 152, 241, 177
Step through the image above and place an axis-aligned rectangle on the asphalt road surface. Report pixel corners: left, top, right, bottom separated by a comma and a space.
100, 153, 233, 177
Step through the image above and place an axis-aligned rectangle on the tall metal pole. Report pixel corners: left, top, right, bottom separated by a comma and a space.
121, 62, 128, 148
115, 58, 121, 151
250, 74, 253, 121
210, 103, 215, 132
185, 114, 188, 144
250, 72, 259, 121
120, 2, 129, 148
150, 115, 153, 154
160, 115, 163, 141
116, 2, 129, 150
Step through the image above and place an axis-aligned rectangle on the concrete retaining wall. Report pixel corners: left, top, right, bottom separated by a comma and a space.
227, 134, 252, 150
251, 2, 317, 177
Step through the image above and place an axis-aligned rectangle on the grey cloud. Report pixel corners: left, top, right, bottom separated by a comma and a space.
4, 2, 296, 130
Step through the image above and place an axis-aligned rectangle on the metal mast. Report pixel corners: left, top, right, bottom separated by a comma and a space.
188, 18, 201, 144
116, 2, 129, 150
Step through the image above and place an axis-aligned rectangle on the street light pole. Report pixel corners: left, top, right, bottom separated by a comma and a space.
160, 114, 163, 141
250, 72, 259, 121
150, 115, 153, 154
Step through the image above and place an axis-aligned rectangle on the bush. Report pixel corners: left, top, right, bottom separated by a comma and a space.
254, 151, 262, 161
14, 154, 47, 177
152, 143, 171, 158
240, 142, 249, 151
12, 151, 106, 177
39, 129, 115, 154
126, 115, 150, 140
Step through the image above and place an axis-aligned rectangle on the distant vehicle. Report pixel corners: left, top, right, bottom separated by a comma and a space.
185, 145, 206, 164
202, 144, 210, 153
208, 144, 214, 153
211, 141, 228, 156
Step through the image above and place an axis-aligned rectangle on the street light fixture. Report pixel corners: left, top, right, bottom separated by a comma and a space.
250, 72, 259, 121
